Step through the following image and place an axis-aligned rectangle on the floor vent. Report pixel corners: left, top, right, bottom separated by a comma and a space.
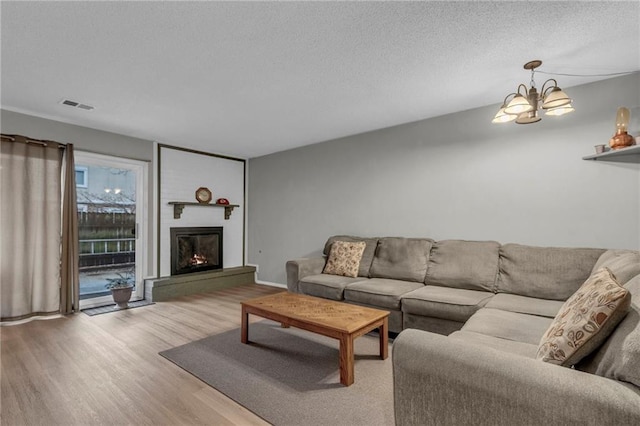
60, 99, 94, 111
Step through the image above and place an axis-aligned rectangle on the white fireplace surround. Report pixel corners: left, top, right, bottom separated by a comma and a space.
158, 146, 245, 277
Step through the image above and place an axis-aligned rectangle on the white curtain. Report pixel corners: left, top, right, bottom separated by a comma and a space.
1, 136, 63, 321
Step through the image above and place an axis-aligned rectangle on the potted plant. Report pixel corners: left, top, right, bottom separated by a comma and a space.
105, 272, 135, 309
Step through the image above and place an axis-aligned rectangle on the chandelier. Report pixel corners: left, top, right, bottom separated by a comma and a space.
492, 60, 574, 124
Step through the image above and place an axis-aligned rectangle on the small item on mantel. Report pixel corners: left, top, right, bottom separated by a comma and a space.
195, 187, 213, 204
609, 107, 636, 150
216, 198, 230, 205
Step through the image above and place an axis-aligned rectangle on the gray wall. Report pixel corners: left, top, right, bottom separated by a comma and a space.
1, 109, 156, 276
1, 109, 153, 161
248, 73, 640, 285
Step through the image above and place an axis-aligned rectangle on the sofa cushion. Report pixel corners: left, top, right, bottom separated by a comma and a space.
299, 274, 366, 301
592, 249, 640, 285
462, 308, 553, 345
577, 274, 640, 387
344, 278, 423, 310
425, 240, 500, 292
485, 294, 564, 318
322, 241, 366, 278
497, 243, 605, 300
449, 330, 539, 358
323, 235, 378, 277
536, 268, 631, 367
401, 286, 493, 323
369, 237, 432, 282
402, 314, 465, 336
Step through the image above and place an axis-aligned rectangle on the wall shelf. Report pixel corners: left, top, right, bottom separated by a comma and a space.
168, 202, 239, 220
583, 144, 640, 162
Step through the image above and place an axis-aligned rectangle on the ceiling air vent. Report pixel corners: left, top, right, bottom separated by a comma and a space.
60, 99, 94, 111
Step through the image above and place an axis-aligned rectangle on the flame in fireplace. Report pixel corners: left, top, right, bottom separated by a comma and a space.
190, 253, 208, 266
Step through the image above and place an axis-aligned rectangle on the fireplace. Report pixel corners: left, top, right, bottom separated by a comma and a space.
170, 227, 223, 275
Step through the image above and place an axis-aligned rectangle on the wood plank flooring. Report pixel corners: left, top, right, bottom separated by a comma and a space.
1, 284, 283, 425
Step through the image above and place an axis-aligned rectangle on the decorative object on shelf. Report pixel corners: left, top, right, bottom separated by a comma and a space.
492, 60, 574, 125
582, 144, 640, 162
216, 198, 229, 205
609, 107, 636, 150
594, 144, 607, 154
195, 187, 212, 204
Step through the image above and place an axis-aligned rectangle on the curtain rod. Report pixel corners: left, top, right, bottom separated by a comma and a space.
1, 134, 66, 149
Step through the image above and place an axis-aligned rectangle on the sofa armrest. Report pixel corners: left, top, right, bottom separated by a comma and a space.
393, 329, 640, 426
285, 257, 325, 293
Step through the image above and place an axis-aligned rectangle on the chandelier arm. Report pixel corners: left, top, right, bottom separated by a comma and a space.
502, 92, 518, 107
516, 84, 529, 96
540, 79, 559, 97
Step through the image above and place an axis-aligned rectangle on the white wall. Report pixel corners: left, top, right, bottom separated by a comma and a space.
248, 73, 640, 285
158, 146, 245, 277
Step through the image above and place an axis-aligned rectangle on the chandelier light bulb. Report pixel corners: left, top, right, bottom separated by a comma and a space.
545, 103, 575, 116
542, 87, 572, 109
492, 107, 517, 123
515, 110, 542, 124
504, 94, 533, 115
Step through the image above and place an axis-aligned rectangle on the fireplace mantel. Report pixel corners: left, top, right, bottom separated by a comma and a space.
168, 201, 239, 220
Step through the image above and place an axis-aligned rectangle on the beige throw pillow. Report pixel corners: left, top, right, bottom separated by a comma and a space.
536, 267, 631, 366
323, 241, 366, 278
576, 274, 640, 387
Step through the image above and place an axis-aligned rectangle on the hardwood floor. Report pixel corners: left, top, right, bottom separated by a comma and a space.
1, 284, 283, 425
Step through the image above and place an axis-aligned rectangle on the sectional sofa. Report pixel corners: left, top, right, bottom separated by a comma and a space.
286, 235, 640, 424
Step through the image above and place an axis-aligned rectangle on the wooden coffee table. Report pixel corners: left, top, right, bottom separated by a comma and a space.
241, 292, 389, 386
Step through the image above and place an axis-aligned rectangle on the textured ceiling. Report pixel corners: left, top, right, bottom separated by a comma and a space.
2, 1, 639, 159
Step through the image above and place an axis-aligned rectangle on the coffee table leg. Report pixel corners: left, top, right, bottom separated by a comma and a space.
241, 307, 249, 344
339, 334, 355, 386
379, 317, 388, 360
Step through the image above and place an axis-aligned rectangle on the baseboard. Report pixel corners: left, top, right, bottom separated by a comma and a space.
255, 280, 287, 289
247, 263, 286, 289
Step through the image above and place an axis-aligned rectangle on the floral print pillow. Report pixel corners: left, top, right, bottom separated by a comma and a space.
323, 241, 366, 278
537, 267, 631, 366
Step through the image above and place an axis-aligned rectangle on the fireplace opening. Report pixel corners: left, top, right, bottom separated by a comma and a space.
170, 227, 223, 275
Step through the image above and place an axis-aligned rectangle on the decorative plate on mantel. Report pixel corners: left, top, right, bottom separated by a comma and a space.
195, 187, 212, 204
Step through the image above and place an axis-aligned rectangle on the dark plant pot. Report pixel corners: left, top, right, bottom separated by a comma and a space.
111, 286, 133, 309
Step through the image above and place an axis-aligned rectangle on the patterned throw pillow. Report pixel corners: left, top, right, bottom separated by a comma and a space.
323, 241, 366, 278
536, 267, 631, 366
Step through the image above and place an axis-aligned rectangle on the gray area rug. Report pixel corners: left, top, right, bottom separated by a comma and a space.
159, 320, 394, 426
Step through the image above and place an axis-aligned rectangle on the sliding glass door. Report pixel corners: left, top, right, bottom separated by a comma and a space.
75, 152, 147, 309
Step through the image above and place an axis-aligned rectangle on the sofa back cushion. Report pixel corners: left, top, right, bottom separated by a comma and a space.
497, 244, 605, 300
576, 274, 640, 387
370, 237, 432, 282
425, 240, 500, 292
592, 249, 640, 285
324, 235, 378, 277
